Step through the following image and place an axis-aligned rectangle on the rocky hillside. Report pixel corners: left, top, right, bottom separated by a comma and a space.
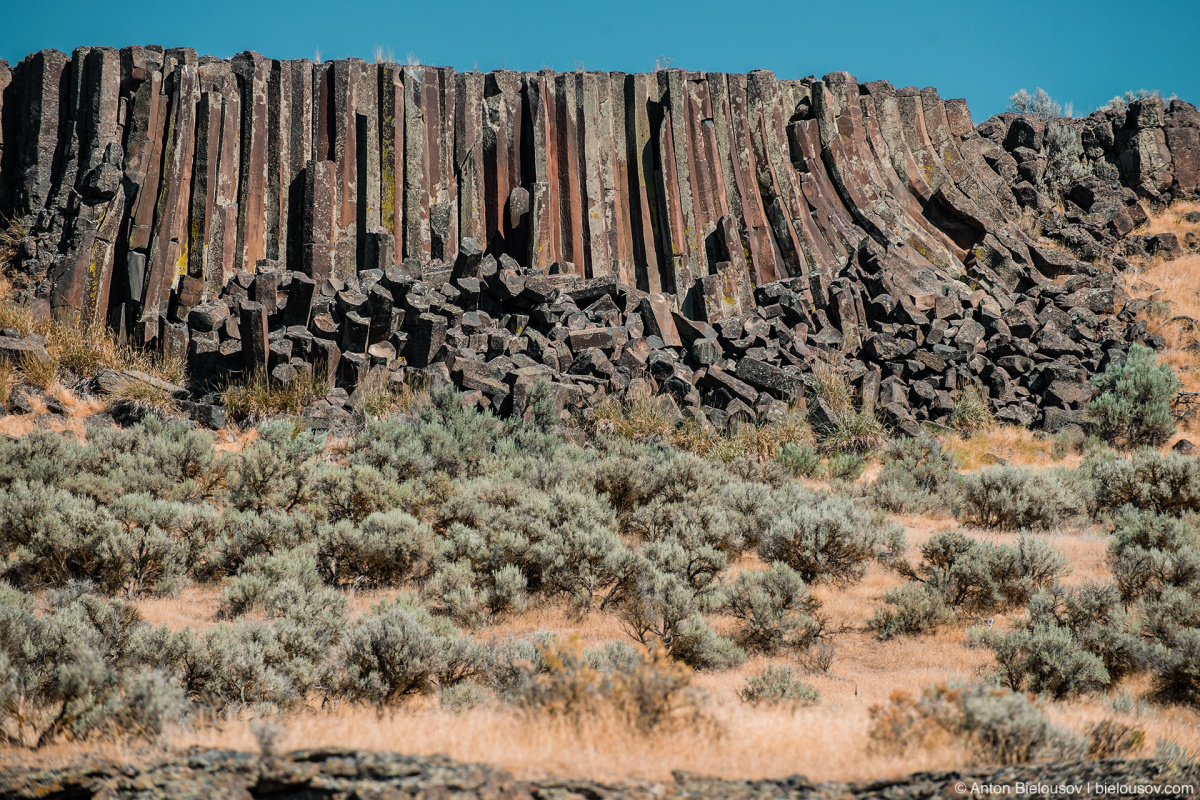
0, 50, 1198, 430
0, 750, 1195, 799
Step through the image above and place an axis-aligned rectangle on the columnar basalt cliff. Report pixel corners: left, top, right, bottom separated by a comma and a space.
1, 47, 1198, 429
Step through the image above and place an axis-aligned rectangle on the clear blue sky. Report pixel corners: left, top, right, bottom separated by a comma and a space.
2, 0, 1196, 121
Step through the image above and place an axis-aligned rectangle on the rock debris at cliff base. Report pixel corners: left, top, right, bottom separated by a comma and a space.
1, 48, 1198, 430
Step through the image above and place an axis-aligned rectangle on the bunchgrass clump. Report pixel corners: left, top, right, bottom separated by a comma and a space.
218, 369, 332, 423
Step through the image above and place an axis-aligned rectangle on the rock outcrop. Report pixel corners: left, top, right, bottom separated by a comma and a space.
0, 750, 1194, 799
1, 48, 1197, 428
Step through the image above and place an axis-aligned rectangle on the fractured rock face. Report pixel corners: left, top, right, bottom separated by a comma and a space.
0, 49, 1196, 431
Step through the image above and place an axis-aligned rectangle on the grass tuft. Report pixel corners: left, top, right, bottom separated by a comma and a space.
949, 385, 995, 434
218, 369, 331, 423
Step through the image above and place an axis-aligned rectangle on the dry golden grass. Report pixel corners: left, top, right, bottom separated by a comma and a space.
0, 359, 14, 407
941, 425, 1077, 471
586, 394, 812, 462
212, 426, 259, 454
134, 585, 223, 631
218, 369, 331, 424
1123, 203, 1200, 395
0, 272, 187, 431
1137, 200, 1200, 237
355, 369, 433, 419
0, 297, 186, 389
0, 213, 28, 273
158, 701, 971, 783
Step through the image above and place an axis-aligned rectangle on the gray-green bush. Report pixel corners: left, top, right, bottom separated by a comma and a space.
1088, 345, 1181, 449
337, 597, 480, 708
1089, 451, 1200, 518
724, 562, 822, 654
739, 665, 819, 708
868, 582, 955, 640
902, 530, 1066, 615
869, 681, 1083, 765
868, 434, 959, 514
1107, 507, 1200, 602
759, 494, 906, 586
957, 466, 1082, 530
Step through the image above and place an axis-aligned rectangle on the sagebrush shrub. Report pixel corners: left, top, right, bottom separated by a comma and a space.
506, 635, 702, 733
776, 443, 822, 478
869, 682, 1081, 765
759, 494, 906, 586
1088, 344, 1181, 449
0, 482, 219, 597
976, 622, 1110, 699
424, 557, 530, 625
229, 420, 325, 513
868, 434, 960, 514
957, 466, 1081, 530
825, 451, 866, 481
337, 597, 479, 708
1149, 627, 1200, 706
202, 508, 318, 579
0, 586, 182, 747
311, 464, 404, 524
1030, 584, 1146, 682
0, 430, 84, 490
974, 582, 1149, 700
724, 562, 822, 654
616, 566, 744, 670
78, 416, 226, 504
1140, 586, 1200, 641
317, 509, 439, 588
868, 582, 955, 640
173, 620, 309, 712
1089, 451, 1200, 518
1107, 507, 1200, 602
1008, 87, 1062, 118
904, 530, 1066, 614
218, 546, 344, 623
739, 665, 819, 708
350, 386, 506, 480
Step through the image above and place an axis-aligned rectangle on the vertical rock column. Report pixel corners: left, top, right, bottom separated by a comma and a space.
190, 61, 231, 299
482, 71, 522, 258
625, 73, 664, 293
379, 63, 404, 265
0, 62, 13, 218
553, 73, 584, 272
429, 67, 457, 264
53, 47, 125, 324
401, 65, 430, 262
525, 72, 556, 271
119, 47, 164, 329
286, 59, 314, 272
456, 71, 485, 251
140, 49, 198, 342
19, 50, 68, 220
578, 71, 611, 277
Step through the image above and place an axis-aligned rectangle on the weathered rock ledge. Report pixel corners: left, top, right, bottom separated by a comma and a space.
0, 750, 1195, 799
